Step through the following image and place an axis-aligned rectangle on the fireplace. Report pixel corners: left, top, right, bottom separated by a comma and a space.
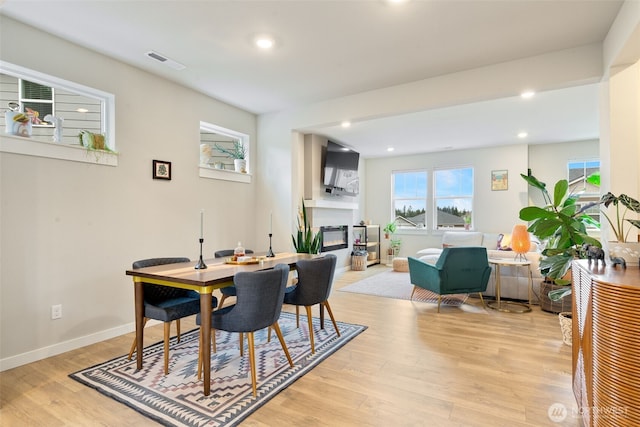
320, 225, 349, 252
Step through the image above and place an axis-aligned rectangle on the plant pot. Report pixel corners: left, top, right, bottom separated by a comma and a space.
607, 241, 640, 266
233, 158, 247, 173
539, 280, 571, 314
558, 312, 572, 346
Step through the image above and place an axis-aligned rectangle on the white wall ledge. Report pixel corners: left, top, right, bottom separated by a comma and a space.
304, 199, 358, 210
199, 166, 252, 183
0, 134, 118, 166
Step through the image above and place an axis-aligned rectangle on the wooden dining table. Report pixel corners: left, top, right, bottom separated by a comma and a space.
125, 252, 316, 396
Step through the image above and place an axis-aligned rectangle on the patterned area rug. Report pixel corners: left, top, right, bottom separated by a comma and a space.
70, 312, 366, 426
339, 269, 482, 311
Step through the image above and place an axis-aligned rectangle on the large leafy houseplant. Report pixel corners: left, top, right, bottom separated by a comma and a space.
291, 199, 322, 254
519, 173, 601, 300
586, 172, 640, 242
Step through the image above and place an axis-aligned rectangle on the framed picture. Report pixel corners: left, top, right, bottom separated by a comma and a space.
491, 170, 508, 191
153, 160, 171, 180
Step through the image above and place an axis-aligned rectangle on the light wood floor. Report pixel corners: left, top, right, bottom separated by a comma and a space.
0, 265, 579, 426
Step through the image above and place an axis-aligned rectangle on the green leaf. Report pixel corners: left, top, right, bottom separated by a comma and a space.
549, 287, 572, 301
519, 206, 555, 221
586, 171, 600, 187
619, 194, 640, 213
520, 173, 546, 191
553, 180, 569, 208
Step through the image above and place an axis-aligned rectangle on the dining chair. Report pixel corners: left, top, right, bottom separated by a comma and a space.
127, 257, 218, 375
196, 263, 293, 397
213, 248, 254, 308
281, 254, 340, 354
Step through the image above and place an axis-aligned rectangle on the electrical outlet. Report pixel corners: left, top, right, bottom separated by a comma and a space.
51, 304, 62, 320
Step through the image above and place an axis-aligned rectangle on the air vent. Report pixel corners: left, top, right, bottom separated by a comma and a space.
145, 51, 186, 70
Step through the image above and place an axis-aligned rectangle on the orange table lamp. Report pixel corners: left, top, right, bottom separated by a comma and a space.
511, 224, 531, 261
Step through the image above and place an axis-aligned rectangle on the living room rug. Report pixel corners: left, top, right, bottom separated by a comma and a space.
69, 312, 366, 427
339, 269, 484, 312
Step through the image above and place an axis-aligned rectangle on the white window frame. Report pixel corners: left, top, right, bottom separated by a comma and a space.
433, 166, 474, 230
199, 121, 251, 183
0, 61, 117, 166
568, 159, 600, 229
19, 79, 55, 127
391, 169, 428, 230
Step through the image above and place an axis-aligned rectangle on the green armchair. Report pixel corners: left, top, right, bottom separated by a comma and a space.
408, 247, 491, 312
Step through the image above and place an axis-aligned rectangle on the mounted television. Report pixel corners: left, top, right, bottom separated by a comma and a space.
323, 140, 360, 196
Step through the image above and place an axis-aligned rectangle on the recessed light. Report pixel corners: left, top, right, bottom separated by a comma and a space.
520, 91, 535, 99
387, 147, 395, 152
341, 121, 351, 128
518, 132, 528, 138
255, 36, 275, 50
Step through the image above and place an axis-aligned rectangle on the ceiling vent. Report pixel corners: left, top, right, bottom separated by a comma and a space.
145, 51, 186, 71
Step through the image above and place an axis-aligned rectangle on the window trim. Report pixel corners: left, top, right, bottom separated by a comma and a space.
433, 166, 474, 231
0, 60, 117, 166
199, 121, 251, 183
391, 169, 428, 230
568, 158, 601, 229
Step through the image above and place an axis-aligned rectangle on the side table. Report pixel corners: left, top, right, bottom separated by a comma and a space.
487, 258, 533, 313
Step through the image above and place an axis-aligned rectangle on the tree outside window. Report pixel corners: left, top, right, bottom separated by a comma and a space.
434, 167, 474, 229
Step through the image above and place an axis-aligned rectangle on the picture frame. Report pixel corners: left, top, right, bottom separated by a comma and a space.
153, 160, 172, 180
491, 169, 508, 191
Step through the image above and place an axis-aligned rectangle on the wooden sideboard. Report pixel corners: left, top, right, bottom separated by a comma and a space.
572, 260, 640, 427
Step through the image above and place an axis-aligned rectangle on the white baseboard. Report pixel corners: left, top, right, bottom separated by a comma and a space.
0, 321, 159, 372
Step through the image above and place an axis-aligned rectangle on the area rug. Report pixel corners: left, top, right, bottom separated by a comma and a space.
70, 312, 366, 427
339, 269, 482, 310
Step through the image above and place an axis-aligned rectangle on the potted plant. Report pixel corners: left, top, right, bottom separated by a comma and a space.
389, 238, 402, 256
586, 172, 640, 264
78, 130, 116, 160
291, 199, 322, 254
383, 222, 396, 239
519, 172, 601, 311
463, 214, 472, 230
214, 140, 247, 173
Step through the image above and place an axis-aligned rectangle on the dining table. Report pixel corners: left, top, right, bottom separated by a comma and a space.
125, 252, 316, 396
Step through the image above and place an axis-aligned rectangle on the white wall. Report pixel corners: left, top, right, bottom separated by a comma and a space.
528, 139, 600, 206
0, 17, 257, 369
364, 144, 529, 256
257, 42, 605, 264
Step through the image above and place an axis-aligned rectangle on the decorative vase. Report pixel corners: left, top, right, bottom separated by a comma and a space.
607, 241, 640, 266
234, 158, 247, 173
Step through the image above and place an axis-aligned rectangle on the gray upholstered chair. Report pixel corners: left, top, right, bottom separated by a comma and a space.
281, 254, 340, 354
408, 247, 490, 312
196, 263, 293, 397
214, 248, 254, 308
128, 257, 218, 375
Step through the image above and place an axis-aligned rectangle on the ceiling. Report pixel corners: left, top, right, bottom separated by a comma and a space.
0, 0, 624, 158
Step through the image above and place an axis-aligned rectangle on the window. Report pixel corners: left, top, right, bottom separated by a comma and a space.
199, 121, 251, 183
20, 80, 54, 123
0, 61, 116, 165
434, 167, 474, 229
392, 170, 427, 229
568, 159, 600, 226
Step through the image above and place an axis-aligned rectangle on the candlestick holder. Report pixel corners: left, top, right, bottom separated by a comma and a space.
195, 238, 207, 269
266, 233, 275, 257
